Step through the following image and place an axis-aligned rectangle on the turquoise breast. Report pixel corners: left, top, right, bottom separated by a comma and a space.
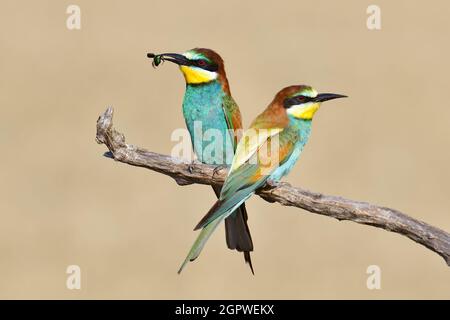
182, 81, 234, 165
270, 118, 312, 181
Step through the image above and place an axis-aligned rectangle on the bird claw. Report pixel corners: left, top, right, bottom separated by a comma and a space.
187, 159, 202, 174
265, 179, 280, 189
212, 164, 228, 178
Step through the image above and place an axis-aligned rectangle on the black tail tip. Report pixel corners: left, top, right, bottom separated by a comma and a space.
244, 251, 255, 275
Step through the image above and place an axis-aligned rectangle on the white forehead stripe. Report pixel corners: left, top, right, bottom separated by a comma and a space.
183, 51, 203, 60
301, 88, 318, 98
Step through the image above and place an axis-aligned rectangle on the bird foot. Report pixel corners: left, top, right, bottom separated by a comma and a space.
212, 164, 228, 178
265, 179, 280, 189
187, 159, 202, 174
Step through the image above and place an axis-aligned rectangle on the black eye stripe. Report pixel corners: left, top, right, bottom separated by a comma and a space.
283, 95, 313, 108
191, 59, 219, 72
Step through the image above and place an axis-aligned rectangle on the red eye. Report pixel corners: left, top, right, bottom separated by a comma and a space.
197, 60, 207, 66
297, 96, 305, 103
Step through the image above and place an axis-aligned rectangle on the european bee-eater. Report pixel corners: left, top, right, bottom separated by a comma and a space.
147, 48, 254, 273
178, 85, 347, 273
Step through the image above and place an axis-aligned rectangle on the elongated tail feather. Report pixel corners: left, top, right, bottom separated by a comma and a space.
224, 204, 254, 274
212, 186, 254, 274
178, 215, 225, 274
179, 195, 252, 273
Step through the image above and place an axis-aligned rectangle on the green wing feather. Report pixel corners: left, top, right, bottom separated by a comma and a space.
221, 94, 242, 151
197, 126, 300, 229
177, 128, 300, 273
178, 161, 261, 273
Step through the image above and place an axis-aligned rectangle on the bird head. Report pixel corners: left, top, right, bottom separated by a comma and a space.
148, 48, 229, 90
277, 85, 347, 120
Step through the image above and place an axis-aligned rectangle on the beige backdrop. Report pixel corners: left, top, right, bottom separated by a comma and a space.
0, 0, 449, 299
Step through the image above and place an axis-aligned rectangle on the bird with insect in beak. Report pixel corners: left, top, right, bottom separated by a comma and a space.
147, 48, 255, 273
177, 85, 347, 273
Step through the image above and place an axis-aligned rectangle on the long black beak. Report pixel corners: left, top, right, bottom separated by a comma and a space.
314, 93, 347, 102
147, 52, 191, 66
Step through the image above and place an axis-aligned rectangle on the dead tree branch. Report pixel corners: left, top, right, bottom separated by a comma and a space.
96, 107, 450, 266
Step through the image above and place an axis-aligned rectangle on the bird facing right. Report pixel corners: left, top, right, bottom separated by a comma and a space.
178, 84, 347, 273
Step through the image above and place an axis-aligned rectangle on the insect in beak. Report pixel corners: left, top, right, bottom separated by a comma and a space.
147, 53, 165, 68
147, 52, 191, 67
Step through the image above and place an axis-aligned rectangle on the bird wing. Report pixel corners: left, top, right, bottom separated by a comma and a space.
196, 127, 298, 229
178, 127, 299, 273
221, 95, 243, 151
229, 126, 283, 172
221, 95, 255, 274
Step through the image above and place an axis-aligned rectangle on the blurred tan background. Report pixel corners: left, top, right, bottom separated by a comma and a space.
0, 0, 449, 299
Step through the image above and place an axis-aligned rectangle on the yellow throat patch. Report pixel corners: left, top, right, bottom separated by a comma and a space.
288, 102, 320, 120
180, 65, 217, 84
287, 102, 320, 120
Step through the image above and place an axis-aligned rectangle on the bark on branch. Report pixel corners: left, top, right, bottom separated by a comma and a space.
96, 107, 450, 266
